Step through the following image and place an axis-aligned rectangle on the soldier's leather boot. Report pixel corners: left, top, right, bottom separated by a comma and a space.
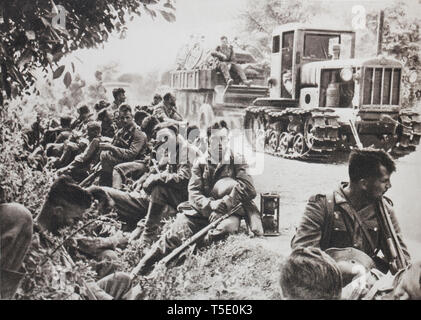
99, 171, 112, 187
139, 202, 165, 247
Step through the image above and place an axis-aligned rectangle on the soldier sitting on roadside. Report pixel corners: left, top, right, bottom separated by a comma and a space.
88, 125, 197, 235
291, 148, 411, 274
280, 247, 421, 300
134, 110, 149, 127
33, 176, 131, 297
99, 104, 147, 187
97, 107, 116, 139
112, 88, 126, 112
0, 203, 33, 299
132, 121, 263, 276
44, 116, 73, 157
153, 92, 183, 123
71, 105, 93, 133
151, 93, 162, 108
57, 122, 111, 183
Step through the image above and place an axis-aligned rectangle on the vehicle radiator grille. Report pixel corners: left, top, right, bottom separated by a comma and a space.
363, 67, 401, 105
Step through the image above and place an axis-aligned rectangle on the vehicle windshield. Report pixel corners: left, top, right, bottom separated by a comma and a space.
304, 33, 353, 60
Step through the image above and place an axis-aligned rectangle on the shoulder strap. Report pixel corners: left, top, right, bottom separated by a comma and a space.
338, 202, 377, 253
320, 192, 335, 250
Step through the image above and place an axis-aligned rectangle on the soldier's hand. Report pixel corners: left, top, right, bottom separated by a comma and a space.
209, 211, 224, 223
110, 231, 129, 248
393, 261, 421, 300
99, 142, 114, 151
56, 167, 70, 176
210, 199, 227, 214
143, 174, 161, 193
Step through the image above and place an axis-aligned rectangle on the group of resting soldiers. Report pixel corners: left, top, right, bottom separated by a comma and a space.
1, 86, 421, 299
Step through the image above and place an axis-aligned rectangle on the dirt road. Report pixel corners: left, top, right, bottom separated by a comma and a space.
250, 148, 421, 260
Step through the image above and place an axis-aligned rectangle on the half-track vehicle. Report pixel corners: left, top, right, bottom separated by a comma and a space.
244, 23, 421, 160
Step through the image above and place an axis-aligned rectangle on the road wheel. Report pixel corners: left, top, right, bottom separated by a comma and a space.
278, 132, 290, 155
304, 117, 315, 150
293, 133, 306, 155
267, 130, 280, 153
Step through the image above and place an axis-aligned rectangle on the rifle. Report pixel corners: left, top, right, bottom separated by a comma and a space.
349, 119, 363, 149
79, 162, 101, 187
160, 203, 243, 267
131, 203, 243, 276
376, 199, 408, 274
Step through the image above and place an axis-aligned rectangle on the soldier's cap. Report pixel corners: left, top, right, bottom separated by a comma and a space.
77, 105, 91, 115
87, 121, 101, 133
112, 88, 125, 95
94, 100, 110, 112
325, 247, 375, 272
153, 93, 162, 99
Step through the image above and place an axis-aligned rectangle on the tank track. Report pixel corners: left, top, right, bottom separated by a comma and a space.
245, 106, 341, 162
390, 109, 421, 158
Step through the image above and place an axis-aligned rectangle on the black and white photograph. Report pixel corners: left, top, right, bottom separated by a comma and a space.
1, 0, 421, 305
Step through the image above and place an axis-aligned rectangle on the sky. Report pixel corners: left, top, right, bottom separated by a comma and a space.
63, 0, 247, 80
61, 0, 421, 82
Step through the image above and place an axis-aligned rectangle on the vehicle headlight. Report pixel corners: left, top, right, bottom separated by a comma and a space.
340, 68, 353, 82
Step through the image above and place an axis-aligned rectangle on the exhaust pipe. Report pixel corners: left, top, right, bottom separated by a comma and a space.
377, 10, 385, 56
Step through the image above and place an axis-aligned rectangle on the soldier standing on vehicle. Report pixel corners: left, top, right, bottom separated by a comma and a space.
211, 35, 252, 87
291, 148, 411, 274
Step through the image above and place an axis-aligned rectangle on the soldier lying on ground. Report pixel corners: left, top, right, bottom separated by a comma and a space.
99, 104, 147, 187
132, 121, 263, 276
291, 148, 410, 274
279, 247, 421, 300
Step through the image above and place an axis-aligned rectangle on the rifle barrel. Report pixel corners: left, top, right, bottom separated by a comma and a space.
160, 203, 243, 266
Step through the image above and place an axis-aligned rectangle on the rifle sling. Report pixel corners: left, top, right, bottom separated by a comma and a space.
338, 202, 377, 255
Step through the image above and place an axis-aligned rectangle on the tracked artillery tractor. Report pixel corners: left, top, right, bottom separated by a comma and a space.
244, 22, 421, 161
170, 40, 269, 130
